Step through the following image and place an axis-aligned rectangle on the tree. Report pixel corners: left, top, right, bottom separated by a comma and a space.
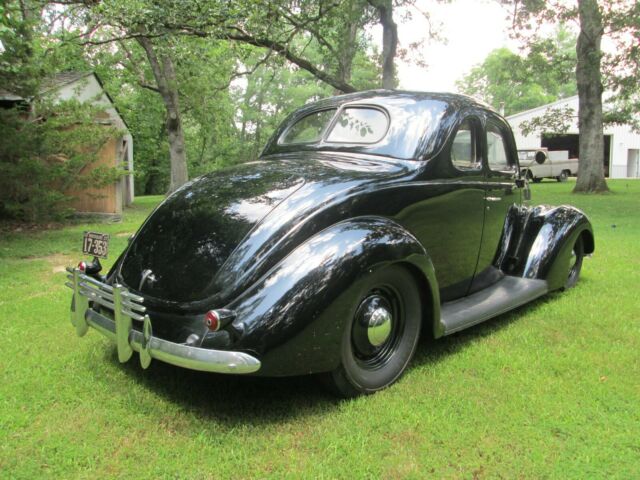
504, 0, 639, 193
57, 0, 369, 191
575, 0, 607, 192
36, 0, 425, 194
368, 0, 398, 89
0, 99, 123, 221
456, 27, 577, 116
135, 38, 188, 192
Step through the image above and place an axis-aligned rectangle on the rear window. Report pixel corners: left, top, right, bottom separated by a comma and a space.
280, 109, 336, 144
279, 106, 389, 146
326, 107, 388, 144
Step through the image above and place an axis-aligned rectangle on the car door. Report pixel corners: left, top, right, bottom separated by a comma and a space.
469, 117, 521, 293
415, 116, 485, 302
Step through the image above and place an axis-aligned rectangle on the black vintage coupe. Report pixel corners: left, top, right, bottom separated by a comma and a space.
67, 91, 594, 396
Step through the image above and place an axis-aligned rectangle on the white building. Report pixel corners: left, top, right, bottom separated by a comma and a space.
507, 95, 640, 178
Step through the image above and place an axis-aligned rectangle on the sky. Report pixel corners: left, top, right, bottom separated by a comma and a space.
388, 0, 519, 92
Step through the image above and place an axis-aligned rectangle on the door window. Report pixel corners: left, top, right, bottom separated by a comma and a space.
487, 123, 511, 171
451, 119, 481, 171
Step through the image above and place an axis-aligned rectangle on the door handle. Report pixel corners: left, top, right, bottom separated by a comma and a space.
486, 196, 502, 202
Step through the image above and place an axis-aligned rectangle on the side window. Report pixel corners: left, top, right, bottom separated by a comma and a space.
451, 119, 480, 171
486, 123, 510, 170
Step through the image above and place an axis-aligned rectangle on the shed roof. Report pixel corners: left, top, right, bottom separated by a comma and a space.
0, 71, 128, 130
40, 71, 95, 92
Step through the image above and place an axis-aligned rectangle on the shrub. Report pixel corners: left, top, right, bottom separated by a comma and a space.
0, 98, 125, 222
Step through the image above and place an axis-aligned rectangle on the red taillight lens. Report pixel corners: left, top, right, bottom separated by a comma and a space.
78, 261, 87, 272
204, 310, 220, 331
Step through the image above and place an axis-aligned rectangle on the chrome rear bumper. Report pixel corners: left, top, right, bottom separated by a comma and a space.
65, 268, 261, 374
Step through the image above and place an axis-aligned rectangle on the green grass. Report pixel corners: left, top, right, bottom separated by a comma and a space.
1, 182, 639, 479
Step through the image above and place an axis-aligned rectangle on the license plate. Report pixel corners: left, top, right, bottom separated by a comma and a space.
82, 231, 110, 258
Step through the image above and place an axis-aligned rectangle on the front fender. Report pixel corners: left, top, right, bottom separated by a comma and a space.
211, 216, 438, 376
496, 204, 594, 291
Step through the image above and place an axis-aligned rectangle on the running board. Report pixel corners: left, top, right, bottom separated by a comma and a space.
440, 276, 548, 335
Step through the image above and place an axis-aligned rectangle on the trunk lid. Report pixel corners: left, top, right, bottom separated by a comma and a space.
119, 161, 305, 302
117, 154, 412, 307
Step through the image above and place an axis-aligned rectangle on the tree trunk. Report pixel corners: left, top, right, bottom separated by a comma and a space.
369, 0, 398, 89
334, 1, 361, 94
574, 0, 608, 193
137, 37, 189, 193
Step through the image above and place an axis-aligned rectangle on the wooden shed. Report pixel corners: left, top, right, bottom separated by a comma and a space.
41, 72, 135, 217
1, 72, 135, 218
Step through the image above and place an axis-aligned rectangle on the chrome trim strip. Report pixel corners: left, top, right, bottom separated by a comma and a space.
66, 268, 261, 374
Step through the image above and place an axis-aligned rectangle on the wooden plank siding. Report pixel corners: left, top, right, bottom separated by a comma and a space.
67, 136, 121, 215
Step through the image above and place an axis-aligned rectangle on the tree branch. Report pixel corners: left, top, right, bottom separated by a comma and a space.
224, 33, 356, 93
80, 32, 165, 46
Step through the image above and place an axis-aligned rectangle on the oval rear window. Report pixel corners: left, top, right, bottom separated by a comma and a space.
326, 107, 388, 144
280, 109, 336, 144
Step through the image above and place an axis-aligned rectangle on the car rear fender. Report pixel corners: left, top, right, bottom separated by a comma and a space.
495, 204, 594, 291
216, 216, 439, 376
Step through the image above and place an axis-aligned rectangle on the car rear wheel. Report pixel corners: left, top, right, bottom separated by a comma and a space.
565, 235, 584, 289
324, 264, 422, 397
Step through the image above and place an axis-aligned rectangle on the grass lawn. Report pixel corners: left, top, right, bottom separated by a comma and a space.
1, 181, 639, 479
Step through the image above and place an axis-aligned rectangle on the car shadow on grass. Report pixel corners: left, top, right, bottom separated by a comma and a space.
98, 344, 340, 425
94, 290, 561, 425
413, 291, 562, 365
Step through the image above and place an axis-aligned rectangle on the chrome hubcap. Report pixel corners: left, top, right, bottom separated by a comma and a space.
352, 293, 399, 363
367, 306, 392, 346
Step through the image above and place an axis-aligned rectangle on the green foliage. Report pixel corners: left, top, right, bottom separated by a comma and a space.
0, 1, 42, 96
1, 0, 393, 200
456, 27, 577, 116
117, 88, 170, 195
501, 0, 640, 130
519, 105, 575, 136
0, 99, 124, 222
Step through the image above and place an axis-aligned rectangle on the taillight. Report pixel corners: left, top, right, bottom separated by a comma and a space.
204, 310, 220, 331
203, 309, 236, 332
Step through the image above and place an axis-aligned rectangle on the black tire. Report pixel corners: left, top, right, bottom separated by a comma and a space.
532, 177, 542, 183
565, 235, 584, 289
325, 264, 422, 397
557, 170, 569, 182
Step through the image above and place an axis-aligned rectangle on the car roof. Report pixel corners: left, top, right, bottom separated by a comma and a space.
299, 89, 494, 114
262, 90, 504, 160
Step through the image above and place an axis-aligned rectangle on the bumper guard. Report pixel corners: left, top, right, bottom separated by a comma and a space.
65, 268, 260, 374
